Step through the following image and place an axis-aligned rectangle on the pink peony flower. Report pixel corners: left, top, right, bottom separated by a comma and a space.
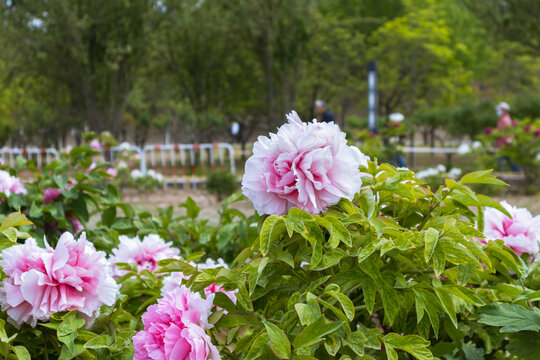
0, 170, 27, 198
133, 285, 220, 360
43, 188, 62, 204
106, 167, 118, 177
484, 127, 494, 135
242, 111, 369, 215
479, 201, 540, 256
535, 129, 540, 136
109, 234, 180, 277
89, 139, 101, 150
86, 162, 97, 173
511, 120, 518, 127
524, 124, 533, 132
67, 214, 83, 234
0, 233, 119, 327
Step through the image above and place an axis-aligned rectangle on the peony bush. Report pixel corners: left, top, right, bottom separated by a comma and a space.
0, 112, 539, 359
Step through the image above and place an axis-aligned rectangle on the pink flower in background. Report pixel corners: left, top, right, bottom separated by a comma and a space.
85, 162, 97, 173
511, 120, 518, 126
90, 139, 101, 150
0, 170, 27, 197
484, 127, 494, 134
109, 234, 180, 277
0, 232, 118, 327
524, 125, 533, 132
479, 201, 540, 256
204, 283, 238, 306
67, 214, 83, 234
242, 111, 369, 215
43, 188, 62, 204
133, 286, 219, 360
106, 167, 118, 177
535, 129, 540, 136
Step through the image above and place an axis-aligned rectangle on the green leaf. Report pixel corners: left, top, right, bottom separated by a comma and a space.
29, 202, 43, 218
245, 333, 270, 360
478, 304, 540, 332
13, 346, 31, 360
362, 276, 376, 315
263, 320, 291, 359
181, 196, 201, 219
318, 215, 352, 248
295, 302, 321, 326
302, 220, 324, 268
293, 316, 343, 350
424, 228, 439, 262
259, 215, 285, 256
507, 331, 540, 360
434, 288, 457, 329
383, 333, 433, 360
58, 311, 85, 337
325, 291, 355, 321
476, 194, 511, 219
236, 281, 253, 311
460, 169, 508, 186
85, 335, 112, 349
0, 212, 32, 231
358, 188, 376, 219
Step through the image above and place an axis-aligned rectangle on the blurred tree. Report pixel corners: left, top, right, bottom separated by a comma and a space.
367, 1, 472, 116
1, 0, 150, 138
466, 0, 540, 56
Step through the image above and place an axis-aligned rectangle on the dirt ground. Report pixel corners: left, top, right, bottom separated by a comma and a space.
121, 188, 540, 221
122, 189, 255, 222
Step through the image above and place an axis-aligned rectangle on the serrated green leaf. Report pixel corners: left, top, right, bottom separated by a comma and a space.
478, 304, 540, 332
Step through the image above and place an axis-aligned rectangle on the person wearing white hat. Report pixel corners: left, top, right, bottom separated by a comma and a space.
496, 102, 512, 132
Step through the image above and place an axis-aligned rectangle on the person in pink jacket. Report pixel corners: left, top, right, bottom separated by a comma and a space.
495, 102, 521, 171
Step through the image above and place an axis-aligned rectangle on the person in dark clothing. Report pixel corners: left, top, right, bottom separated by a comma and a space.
315, 100, 335, 123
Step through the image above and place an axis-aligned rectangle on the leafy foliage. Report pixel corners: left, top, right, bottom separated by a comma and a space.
181, 162, 531, 359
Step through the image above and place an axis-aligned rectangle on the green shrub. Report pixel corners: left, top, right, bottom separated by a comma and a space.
206, 169, 239, 200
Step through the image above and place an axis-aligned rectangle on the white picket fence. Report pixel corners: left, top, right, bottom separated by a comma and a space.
2, 143, 236, 188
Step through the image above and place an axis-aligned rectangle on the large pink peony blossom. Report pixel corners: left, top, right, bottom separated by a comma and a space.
43, 188, 62, 204
0, 170, 27, 198
479, 201, 540, 256
109, 234, 180, 277
242, 111, 369, 215
0, 232, 119, 327
133, 285, 220, 360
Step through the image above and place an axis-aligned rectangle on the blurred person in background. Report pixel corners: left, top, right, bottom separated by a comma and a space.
315, 100, 335, 123
495, 102, 521, 172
